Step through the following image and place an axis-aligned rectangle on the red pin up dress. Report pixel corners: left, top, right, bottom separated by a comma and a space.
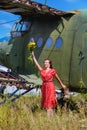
40, 68, 58, 109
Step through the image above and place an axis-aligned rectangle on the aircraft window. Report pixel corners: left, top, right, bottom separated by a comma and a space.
12, 21, 31, 32
12, 23, 17, 31
55, 37, 63, 48
11, 32, 21, 37
46, 37, 52, 48
12, 22, 21, 32
37, 37, 43, 47
29, 37, 35, 42
22, 22, 31, 31
11, 21, 31, 37
16, 23, 22, 31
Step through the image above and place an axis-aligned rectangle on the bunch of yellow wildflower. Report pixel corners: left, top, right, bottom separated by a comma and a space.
27, 41, 36, 52
27, 41, 36, 61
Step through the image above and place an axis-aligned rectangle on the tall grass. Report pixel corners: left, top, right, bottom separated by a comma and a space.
0, 95, 87, 130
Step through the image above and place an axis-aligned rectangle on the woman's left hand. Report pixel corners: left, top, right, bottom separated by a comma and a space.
62, 85, 70, 98
62, 84, 67, 90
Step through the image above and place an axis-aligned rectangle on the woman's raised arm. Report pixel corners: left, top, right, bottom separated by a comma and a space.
31, 51, 42, 71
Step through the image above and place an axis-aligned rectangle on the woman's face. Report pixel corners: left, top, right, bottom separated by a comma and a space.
44, 60, 50, 68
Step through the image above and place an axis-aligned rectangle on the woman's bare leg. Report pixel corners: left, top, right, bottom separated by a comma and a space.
47, 109, 54, 117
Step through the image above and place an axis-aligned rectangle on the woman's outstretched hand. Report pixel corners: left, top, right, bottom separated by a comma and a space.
31, 51, 34, 56
30, 51, 35, 59
62, 84, 70, 99
62, 84, 67, 90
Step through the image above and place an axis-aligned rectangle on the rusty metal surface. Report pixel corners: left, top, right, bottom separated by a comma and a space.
0, 0, 73, 17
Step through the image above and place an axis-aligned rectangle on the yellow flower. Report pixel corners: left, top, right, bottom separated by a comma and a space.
28, 55, 32, 61
27, 41, 36, 52
27, 41, 36, 61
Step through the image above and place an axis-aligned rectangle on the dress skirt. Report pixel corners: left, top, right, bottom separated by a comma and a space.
41, 81, 57, 109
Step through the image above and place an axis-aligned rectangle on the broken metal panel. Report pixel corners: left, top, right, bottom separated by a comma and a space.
0, 0, 74, 17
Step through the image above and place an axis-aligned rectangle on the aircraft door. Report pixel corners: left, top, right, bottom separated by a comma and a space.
70, 23, 87, 89
79, 32, 87, 88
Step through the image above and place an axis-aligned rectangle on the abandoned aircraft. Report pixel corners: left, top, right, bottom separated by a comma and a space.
0, 0, 87, 93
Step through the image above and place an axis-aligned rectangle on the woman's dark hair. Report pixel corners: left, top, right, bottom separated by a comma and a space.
44, 59, 53, 68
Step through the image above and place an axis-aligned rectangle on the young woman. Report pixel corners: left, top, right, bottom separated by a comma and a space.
31, 51, 69, 117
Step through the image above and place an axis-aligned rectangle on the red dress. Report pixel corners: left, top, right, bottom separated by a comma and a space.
40, 68, 57, 109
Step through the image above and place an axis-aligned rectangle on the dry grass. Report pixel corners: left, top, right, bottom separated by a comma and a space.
0, 95, 87, 130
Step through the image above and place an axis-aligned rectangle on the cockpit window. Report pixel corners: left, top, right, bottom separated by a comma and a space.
46, 37, 52, 48
11, 21, 31, 38
21, 21, 31, 31
55, 37, 63, 48
37, 37, 43, 47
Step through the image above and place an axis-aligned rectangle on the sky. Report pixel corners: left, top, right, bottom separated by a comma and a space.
0, 0, 87, 38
